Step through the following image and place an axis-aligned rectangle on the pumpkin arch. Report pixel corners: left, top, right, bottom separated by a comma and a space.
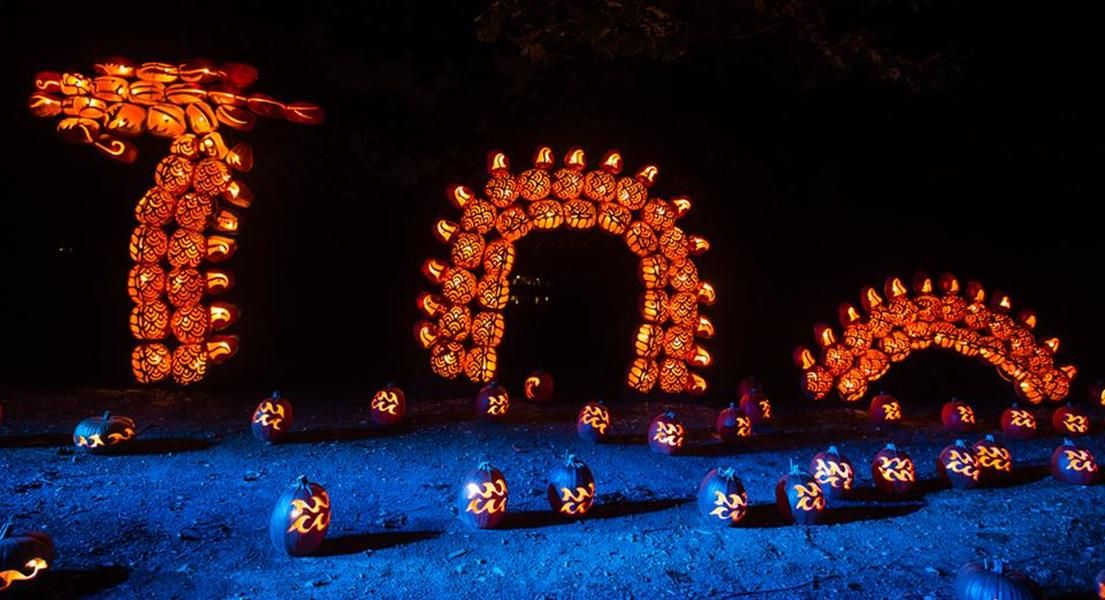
28, 58, 322, 384
415, 147, 715, 394
794, 272, 1076, 404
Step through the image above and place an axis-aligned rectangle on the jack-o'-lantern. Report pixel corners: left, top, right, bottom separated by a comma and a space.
634, 323, 663, 358
973, 434, 1013, 485
1049, 438, 1099, 485
941, 399, 976, 433
129, 301, 170, 340
562, 198, 597, 229
639, 290, 669, 324
775, 465, 825, 525
471, 312, 505, 347
523, 369, 554, 403
429, 340, 465, 379
1051, 404, 1091, 437
697, 467, 748, 527
667, 292, 699, 327
135, 186, 177, 225
494, 206, 530, 241
476, 275, 510, 310
131, 342, 172, 383
642, 199, 676, 231
658, 358, 690, 394
437, 305, 472, 341
626, 358, 659, 393
1000, 404, 1037, 440
170, 304, 211, 343
74, 411, 136, 453
459, 462, 508, 529
662, 325, 695, 361
171, 343, 209, 384
868, 392, 902, 425
1090, 380, 1105, 408
811, 446, 854, 500
667, 259, 699, 293
370, 384, 406, 426
129, 225, 168, 263
638, 255, 669, 290
450, 233, 485, 270
835, 367, 868, 402
174, 192, 215, 231
624, 221, 658, 256
166, 267, 207, 306
871, 443, 916, 495
954, 559, 1041, 600
739, 391, 772, 427
127, 263, 166, 304
648, 410, 685, 454
716, 403, 752, 443
528, 199, 563, 230
577, 401, 611, 443
518, 167, 551, 201
270, 476, 330, 556
936, 439, 980, 489
583, 169, 616, 202
439, 268, 477, 305
596, 201, 631, 235
482, 239, 516, 277
252, 391, 293, 443
0, 524, 54, 593
548, 453, 596, 518
463, 346, 498, 383
461, 200, 496, 234
476, 382, 510, 421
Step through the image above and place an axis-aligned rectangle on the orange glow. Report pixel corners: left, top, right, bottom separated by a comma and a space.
579, 405, 610, 435
813, 459, 854, 491
793, 483, 825, 512
206, 336, 238, 364
957, 405, 976, 425
253, 401, 287, 431
558, 483, 595, 515
696, 281, 717, 305
881, 401, 901, 421
652, 420, 684, 448
976, 445, 1012, 472
708, 490, 747, 521
876, 456, 915, 482
434, 219, 459, 243
636, 165, 658, 186
487, 151, 510, 174
600, 150, 623, 174
944, 449, 979, 481
1063, 449, 1098, 473
690, 345, 712, 368
1062, 413, 1089, 434
421, 258, 448, 284
448, 184, 475, 208
465, 479, 507, 515
1008, 410, 1035, 429
0, 558, 49, 592
287, 492, 332, 535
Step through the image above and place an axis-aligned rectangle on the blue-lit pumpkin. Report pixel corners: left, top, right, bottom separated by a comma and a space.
0, 523, 54, 593
648, 410, 685, 455
459, 462, 508, 529
810, 446, 854, 499
576, 401, 611, 443
475, 382, 510, 421
1050, 438, 1100, 485
936, 439, 980, 489
775, 465, 825, 525
739, 391, 772, 427
73, 411, 137, 454
697, 467, 748, 527
1095, 569, 1104, 599
871, 443, 916, 495
547, 454, 595, 518
252, 391, 293, 443
269, 476, 331, 556
715, 403, 751, 443
954, 559, 1041, 600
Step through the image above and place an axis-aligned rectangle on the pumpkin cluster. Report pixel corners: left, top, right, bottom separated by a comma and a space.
416, 148, 714, 394
27, 59, 323, 385
460, 454, 598, 529
795, 273, 1076, 404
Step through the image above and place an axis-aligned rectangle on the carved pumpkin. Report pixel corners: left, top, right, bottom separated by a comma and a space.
73, 411, 136, 453
0, 523, 54, 593
1049, 438, 1100, 485
547, 454, 596, 518
739, 391, 773, 427
1096, 569, 1105, 599
868, 392, 902, 424
973, 434, 1013, 485
576, 401, 611, 443
459, 462, 508, 528
716, 403, 752, 444
775, 465, 825, 525
648, 410, 685, 455
1051, 404, 1091, 437
697, 467, 748, 527
1000, 404, 1037, 440
476, 382, 510, 421
941, 399, 977, 433
737, 377, 762, 398
811, 446, 855, 499
252, 391, 293, 443
871, 443, 916, 495
1090, 380, 1105, 408
937, 439, 980, 489
269, 476, 331, 556
370, 384, 406, 426
954, 559, 1041, 600
523, 369, 554, 403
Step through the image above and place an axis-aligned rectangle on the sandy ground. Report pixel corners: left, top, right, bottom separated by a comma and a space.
0, 388, 1102, 599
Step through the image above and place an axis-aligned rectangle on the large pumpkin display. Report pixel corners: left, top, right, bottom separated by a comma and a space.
576, 401, 611, 443
0, 524, 54, 593
1050, 438, 1100, 485
648, 410, 685, 454
252, 391, 293, 443
459, 462, 508, 529
370, 384, 406, 426
417, 148, 714, 394
936, 439, 980, 489
810, 446, 855, 500
475, 382, 510, 421
715, 403, 752, 443
775, 465, 825, 525
269, 476, 331, 556
1052, 404, 1091, 437
547, 454, 596, 518
29, 59, 322, 385
941, 399, 977, 433
523, 369, 555, 403
795, 273, 1075, 404
697, 467, 748, 527
1000, 404, 1037, 440
954, 559, 1041, 600
73, 411, 137, 453
868, 392, 902, 425
871, 443, 916, 495
973, 434, 1013, 485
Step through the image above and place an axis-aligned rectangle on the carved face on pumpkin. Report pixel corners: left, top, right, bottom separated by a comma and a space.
252, 392, 293, 443
73, 412, 136, 453
269, 476, 331, 556
648, 411, 685, 455
576, 402, 611, 443
459, 462, 508, 529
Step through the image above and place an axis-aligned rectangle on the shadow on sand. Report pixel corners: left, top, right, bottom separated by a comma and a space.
315, 530, 442, 556
498, 498, 691, 530
7, 565, 129, 600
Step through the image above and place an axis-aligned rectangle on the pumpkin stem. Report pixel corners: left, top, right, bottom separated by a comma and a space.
986, 558, 1005, 575
1063, 438, 1075, 446
954, 439, 968, 449
0, 520, 11, 540
664, 409, 676, 419
719, 466, 736, 479
788, 459, 801, 474
884, 442, 897, 451
295, 475, 309, 487
272, 391, 281, 400
477, 461, 492, 471
563, 451, 577, 466
728, 402, 736, 409
102, 411, 111, 421
826, 445, 839, 455
984, 434, 996, 442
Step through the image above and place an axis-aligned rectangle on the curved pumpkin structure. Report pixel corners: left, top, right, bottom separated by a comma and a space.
28, 58, 322, 384
416, 147, 715, 394
794, 273, 1076, 404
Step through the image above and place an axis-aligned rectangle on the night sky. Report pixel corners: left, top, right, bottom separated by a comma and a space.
2, 3, 1103, 407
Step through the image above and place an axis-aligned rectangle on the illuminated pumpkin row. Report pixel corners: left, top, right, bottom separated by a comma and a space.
795, 273, 1076, 404
417, 148, 714, 394
29, 58, 323, 385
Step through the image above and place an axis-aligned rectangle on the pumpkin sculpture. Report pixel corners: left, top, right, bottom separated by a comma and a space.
417, 148, 714, 394
459, 462, 508, 529
269, 476, 331, 556
871, 443, 916, 495
648, 410, 685, 455
1052, 404, 1091, 437
697, 467, 748, 527
1050, 438, 1100, 485
868, 392, 902, 424
476, 382, 510, 421
937, 439, 980, 489
739, 390, 773, 428
973, 434, 1014, 485
954, 559, 1042, 600
73, 411, 137, 453
251, 391, 293, 443
0, 523, 54, 593
775, 465, 825, 525
810, 446, 855, 500
1000, 404, 1037, 440
576, 401, 611, 443
716, 403, 752, 443
370, 384, 406, 426
523, 369, 555, 403
941, 399, 977, 433
547, 454, 596, 518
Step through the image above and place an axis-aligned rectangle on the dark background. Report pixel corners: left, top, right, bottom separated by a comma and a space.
1, 2, 1102, 409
